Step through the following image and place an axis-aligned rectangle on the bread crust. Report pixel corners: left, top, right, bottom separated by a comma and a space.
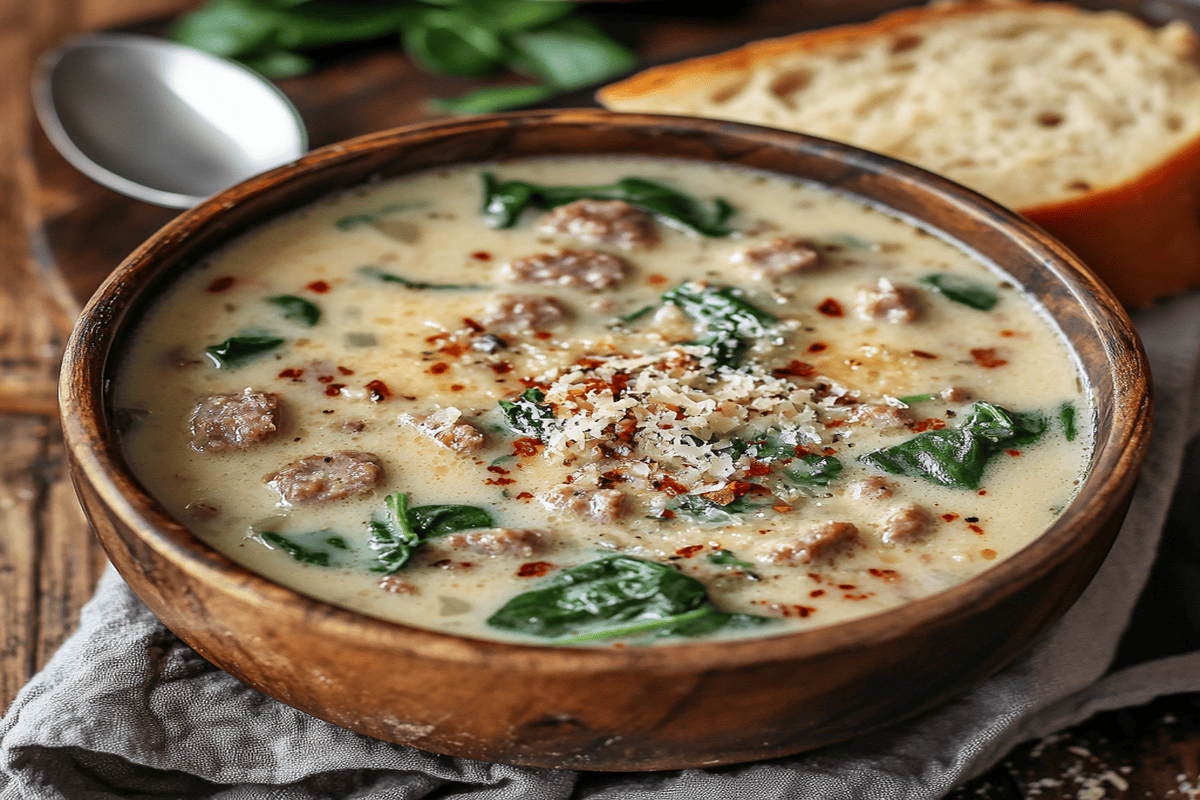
598, 0, 1200, 308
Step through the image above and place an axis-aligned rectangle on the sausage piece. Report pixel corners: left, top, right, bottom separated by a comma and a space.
502, 248, 627, 291
735, 236, 822, 277
539, 199, 658, 249
189, 388, 281, 453
879, 503, 935, 544
441, 528, 545, 557
267, 451, 383, 506
539, 485, 627, 523
856, 278, 921, 323
483, 294, 567, 331
765, 521, 861, 565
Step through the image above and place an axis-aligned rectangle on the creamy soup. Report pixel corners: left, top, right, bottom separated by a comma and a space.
113, 156, 1092, 646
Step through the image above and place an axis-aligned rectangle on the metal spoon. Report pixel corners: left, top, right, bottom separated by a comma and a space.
32, 33, 308, 209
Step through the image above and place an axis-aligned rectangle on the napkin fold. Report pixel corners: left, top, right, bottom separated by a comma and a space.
3, 293, 1198, 800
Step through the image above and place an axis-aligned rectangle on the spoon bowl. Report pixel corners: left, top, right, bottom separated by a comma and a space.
32, 33, 308, 208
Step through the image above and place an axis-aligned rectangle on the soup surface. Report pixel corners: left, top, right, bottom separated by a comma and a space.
113, 156, 1092, 646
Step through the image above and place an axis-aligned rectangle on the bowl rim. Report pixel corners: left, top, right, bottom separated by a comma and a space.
58, 108, 1153, 674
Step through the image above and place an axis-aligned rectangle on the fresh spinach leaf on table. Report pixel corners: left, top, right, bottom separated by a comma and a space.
487, 554, 773, 643
170, 0, 636, 112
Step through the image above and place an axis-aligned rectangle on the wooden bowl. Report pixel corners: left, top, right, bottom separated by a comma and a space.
59, 109, 1152, 771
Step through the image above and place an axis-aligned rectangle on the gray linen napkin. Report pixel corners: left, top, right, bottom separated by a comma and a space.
3, 292, 1198, 800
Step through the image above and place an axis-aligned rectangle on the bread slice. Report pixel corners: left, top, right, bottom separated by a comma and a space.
597, 0, 1200, 308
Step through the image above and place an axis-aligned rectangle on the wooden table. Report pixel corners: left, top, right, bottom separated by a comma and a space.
2, 1, 1199, 795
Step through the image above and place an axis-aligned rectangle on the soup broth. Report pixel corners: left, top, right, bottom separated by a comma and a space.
113, 156, 1092, 646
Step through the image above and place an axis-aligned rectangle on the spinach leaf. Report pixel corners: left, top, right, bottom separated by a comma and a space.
897, 393, 935, 405
920, 273, 999, 311
672, 493, 765, 524
481, 174, 736, 237
657, 283, 777, 368
783, 454, 843, 495
171, 0, 634, 109
368, 492, 496, 574
359, 265, 487, 291
706, 549, 761, 581
1059, 401, 1078, 442
486, 554, 773, 643
204, 335, 284, 368
260, 529, 347, 566
335, 201, 429, 231
498, 387, 556, 440
860, 401, 1046, 490
267, 295, 320, 326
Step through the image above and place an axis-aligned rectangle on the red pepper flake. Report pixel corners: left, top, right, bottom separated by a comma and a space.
647, 273, 668, 286
817, 297, 844, 317
425, 332, 450, 344
487, 465, 510, 475
337, 365, 355, 376
278, 367, 304, 379
517, 561, 554, 577
675, 545, 704, 558
429, 362, 450, 375
774, 605, 816, 618
970, 347, 1008, 368
659, 509, 676, 520
843, 593, 872, 601
485, 477, 516, 486
306, 280, 330, 294
515, 492, 533, 500
534, 331, 553, 340
772, 503, 793, 513
913, 418, 947, 432
910, 349, 938, 360
772, 360, 816, 379
489, 362, 513, 374
206, 276, 235, 292
325, 384, 345, 397
824, 420, 844, 429
941, 512, 960, 522
440, 342, 468, 357
704, 481, 762, 506
980, 549, 998, 560
652, 475, 689, 497
463, 317, 484, 332
1006, 449, 1021, 456
317, 375, 334, 383
822, 447, 837, 456
968, 524, 985, 534
978, 489, 988, 496
597, 469, 628, 488
366, 379, 391, 401
471, 251, 492, 261
809, 589, 826, 598
511, 437, 543, 457
743, 460, 772, 478
450, 384, 465, 392
807, 342, 828, 353
837, 584, 857, 590
999, 330, 1016, 338
868, 568, 900, 581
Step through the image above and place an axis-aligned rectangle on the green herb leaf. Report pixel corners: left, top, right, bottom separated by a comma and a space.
1059, 401, 1078, 442
783, 454, 843, 495
267, 295, 320, 326
673, 493, 765, 523
260, 529, 345, 566
486, 554, 773, 643
431, 84, 559, 115
509, 16, 637, 90
481, 173, 736, 237
369, 492, 495, 574
498, 387, 556, 440
897, 393, 936, 406
657, 283, 777, 368
706, 549, 760, 581
204, 335, 284, 368
860, 401, 1046, 490
920, 273, 999, 311
402, 8, 507, 77
359, 265, 487, 291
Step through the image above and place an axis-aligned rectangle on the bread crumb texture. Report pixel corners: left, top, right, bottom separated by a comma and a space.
599, 0, 1200, 307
